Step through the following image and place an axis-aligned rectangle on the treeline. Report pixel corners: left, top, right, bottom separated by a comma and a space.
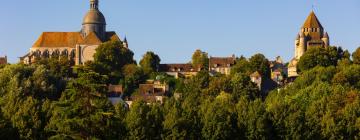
1, 41, 360, 139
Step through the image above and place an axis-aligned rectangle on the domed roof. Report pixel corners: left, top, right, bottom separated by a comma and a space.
82, 9, 106, 25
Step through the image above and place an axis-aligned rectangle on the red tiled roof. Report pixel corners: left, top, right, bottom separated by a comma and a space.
32, 31, 120, 48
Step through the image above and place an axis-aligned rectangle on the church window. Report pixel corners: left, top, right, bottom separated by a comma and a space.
70, 50, 75, 59
61, 50, 68, 56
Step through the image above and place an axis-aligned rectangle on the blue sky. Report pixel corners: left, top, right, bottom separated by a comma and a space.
1, 0, 360, 63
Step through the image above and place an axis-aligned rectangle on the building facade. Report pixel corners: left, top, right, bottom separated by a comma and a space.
288, 11, 330, 77
270, 56, 286, 85
209, 55, 236, 75
158, 64, 200, 79
126, 80, 169, 105
21, 0, 127, 65
0, 56, 7, 65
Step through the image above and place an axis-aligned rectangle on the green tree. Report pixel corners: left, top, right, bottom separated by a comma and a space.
249, 54, 270, 78
231, 56, 252, 75
122, 64, 146, 95
45, 72, 118, 139
92, 41, 136, 83
204, 75, 232, 97
0, 64, 63, 139
35, 56, 73, 78
352, 47, 360, 64
139, 51, 161, 75
237, 97, 273, 139
0, 111, 19, 139
125, 101, 163, 139
191, 49, 209, 69
162, 99, 188, 139
201, 92, 238, 139
231, 73, 260, 101
297, 46, 343, 72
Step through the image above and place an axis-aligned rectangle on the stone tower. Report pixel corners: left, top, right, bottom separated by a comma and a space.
288, 11, 330, 78
81, 0, 107, 40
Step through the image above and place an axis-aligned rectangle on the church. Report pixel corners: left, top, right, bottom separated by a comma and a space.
288, 11, 330, 77
21, 0, 127, 65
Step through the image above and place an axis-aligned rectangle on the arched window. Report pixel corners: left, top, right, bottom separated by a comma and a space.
34, 50, 41, 57
70, 49, 76, 59
52, 50, 60, 58
61, 49, 68, 57
42, 50, 49, 58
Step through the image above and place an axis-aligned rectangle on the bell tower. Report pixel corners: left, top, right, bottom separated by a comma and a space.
81, 0, 107, 40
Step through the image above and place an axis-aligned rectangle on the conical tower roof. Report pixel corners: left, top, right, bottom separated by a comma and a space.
323, 32, 329, 38
302, 11, 323, 29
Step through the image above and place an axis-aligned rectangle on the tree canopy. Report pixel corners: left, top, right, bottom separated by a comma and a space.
297, 46, 348, 72
139, 51, 161, 75
191, 49, 209, 69
1, 43, 360, 139
92, 41, 136, 83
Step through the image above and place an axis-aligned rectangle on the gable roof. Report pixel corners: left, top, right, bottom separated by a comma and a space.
32, 31, 121, 48
159, 64, 199, 72
302, 11, 323, 29
209, 56, 236, 68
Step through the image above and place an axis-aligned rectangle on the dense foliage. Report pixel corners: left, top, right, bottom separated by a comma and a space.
297, 46, 349, 72
191, 49, 209, 69
139, 51, 161, 75
1, 44, 360, 139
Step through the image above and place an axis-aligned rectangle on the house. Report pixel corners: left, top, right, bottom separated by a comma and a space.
0, 56, 7, 65
107, 84, 124, 105
209, 55, 236, 75
158, 64, 200, 79
270, 56, 286, 85
250, 71, 278, 94
128, 80, 169, 105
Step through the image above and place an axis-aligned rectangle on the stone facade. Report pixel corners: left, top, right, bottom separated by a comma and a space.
158, 64, 200, 79
270, 56, 286, 85
209, 55, 236, 75
288, 11, 330, 77
128, 80, 169, 105
21, 0, 126, 65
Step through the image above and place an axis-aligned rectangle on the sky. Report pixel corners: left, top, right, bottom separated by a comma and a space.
0, 0, 360, 63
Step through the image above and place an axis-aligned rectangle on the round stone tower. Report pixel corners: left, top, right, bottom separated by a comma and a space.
322, 32, 330, 48
81, 0, 107, 40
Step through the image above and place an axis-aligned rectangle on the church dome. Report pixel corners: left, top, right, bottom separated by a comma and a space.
82, 9, 106, 25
